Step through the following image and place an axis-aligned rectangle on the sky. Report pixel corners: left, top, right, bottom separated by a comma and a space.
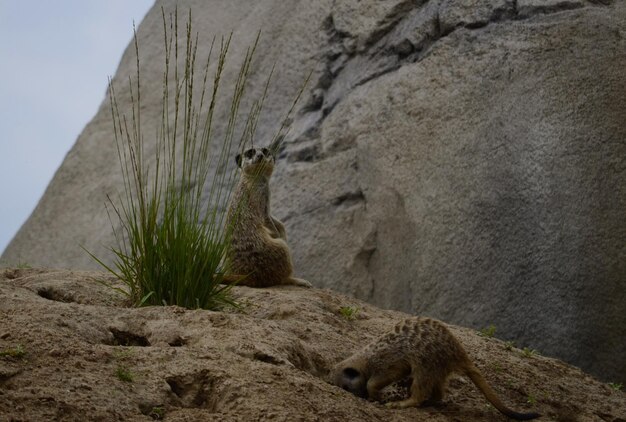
0, 1, 154, 255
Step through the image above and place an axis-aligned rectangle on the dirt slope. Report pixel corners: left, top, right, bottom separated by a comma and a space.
0, 268, 624, 421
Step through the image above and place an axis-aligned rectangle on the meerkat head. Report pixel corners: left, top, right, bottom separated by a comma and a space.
235, 147, 275, 178
333, 364, 368, 398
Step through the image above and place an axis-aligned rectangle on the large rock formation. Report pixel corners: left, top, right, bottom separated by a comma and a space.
3, 0, 626, 382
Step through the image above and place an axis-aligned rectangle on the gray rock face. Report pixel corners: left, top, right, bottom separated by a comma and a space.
3, 0, 625, 381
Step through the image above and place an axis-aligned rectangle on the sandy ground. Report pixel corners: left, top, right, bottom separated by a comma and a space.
0, 268, 624, 421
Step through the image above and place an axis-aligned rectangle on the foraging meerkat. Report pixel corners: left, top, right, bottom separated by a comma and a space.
331, 317, 540, 421
222, 146, 311, 288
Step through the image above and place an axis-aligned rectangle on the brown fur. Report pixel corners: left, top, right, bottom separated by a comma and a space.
223, 147, 311, 288
331, 317, 540, 420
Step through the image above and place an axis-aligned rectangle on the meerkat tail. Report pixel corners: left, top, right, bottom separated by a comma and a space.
284, 277, 313, 288
464, 364, 540, 421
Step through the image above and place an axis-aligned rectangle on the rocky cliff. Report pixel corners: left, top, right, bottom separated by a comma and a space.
3, 0, 625, 382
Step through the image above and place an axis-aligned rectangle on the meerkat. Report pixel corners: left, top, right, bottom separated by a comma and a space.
331, 317, 540, 420
222, 145, 311, 288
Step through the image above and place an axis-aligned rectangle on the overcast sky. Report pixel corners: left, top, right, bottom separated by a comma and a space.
0, 1, 154, 256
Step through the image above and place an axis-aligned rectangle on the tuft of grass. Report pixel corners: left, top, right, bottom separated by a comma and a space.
149, 406, 165, 420
526, 394, 537, 405
0, 260, 30, 270
116, 365, 134, 382
478, 324, 496, 338
504, 340, 515, 351
86, 9, 305, 310
608, 382, 623, 391
112, 348, 134, 360
339, 306, 359, 320
0, 344, 26, 359
521, 347, 537, 358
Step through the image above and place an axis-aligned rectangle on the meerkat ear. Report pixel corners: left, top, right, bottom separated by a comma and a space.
235, 153, 242, 167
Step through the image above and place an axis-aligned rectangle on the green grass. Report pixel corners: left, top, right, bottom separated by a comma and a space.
0, 260, 31, 269
0, 344, 25, 358
149, 406, 165, 420
478, 324, 496, 338
491, 362, 503, 373
86, 9, 305, 310
339, 306, 359, 320
521, 347, 537, 358
112, 348, 134, 360
116, 365, 134, 383
113, 348, 135, 382
609, 382, 623, 391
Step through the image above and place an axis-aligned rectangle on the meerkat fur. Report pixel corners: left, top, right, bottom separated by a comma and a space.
332, 317, 540, 420
222, 146, 311, 288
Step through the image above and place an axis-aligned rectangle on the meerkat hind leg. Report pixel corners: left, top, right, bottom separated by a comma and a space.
421, 380, 446, 406
284, 276, 312, 288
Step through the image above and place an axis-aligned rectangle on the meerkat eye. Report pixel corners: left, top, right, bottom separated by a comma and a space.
244, 149, 255, 159
261, 147, 269, 156
343, 367, 360, 379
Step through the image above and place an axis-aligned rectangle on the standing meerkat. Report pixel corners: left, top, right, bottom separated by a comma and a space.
222, 146, 311, 288
331, 317, 540, 420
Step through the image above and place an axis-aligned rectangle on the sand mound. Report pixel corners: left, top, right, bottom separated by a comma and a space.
0, 268, 624, 421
